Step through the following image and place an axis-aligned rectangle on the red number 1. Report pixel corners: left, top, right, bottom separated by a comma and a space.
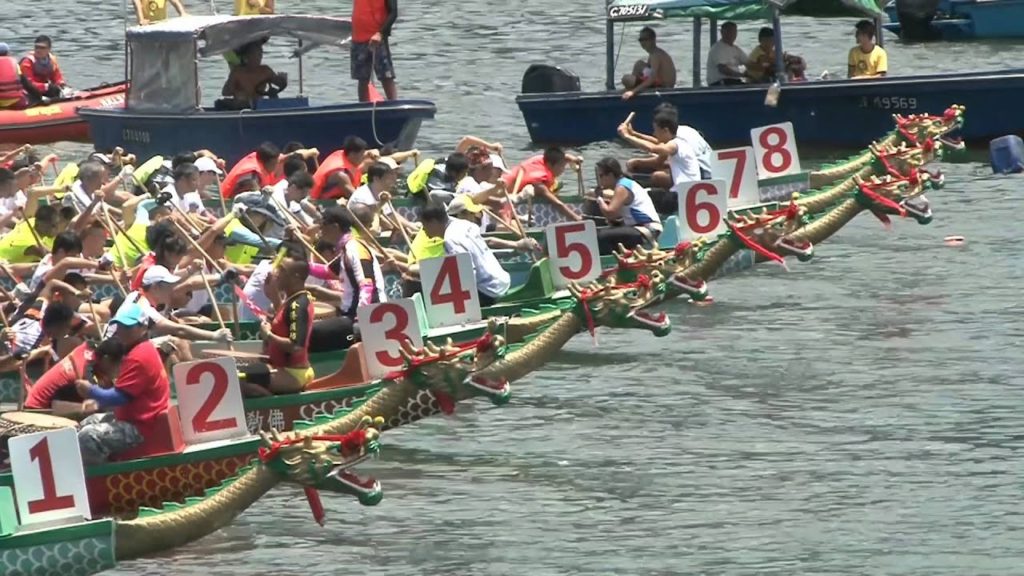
554, 223, 593, 280
759, 127, 793, 174
27, 437, 76, 514
717, 149, 747, 199
429, 256, 471, 314
369, 303, 411, 367
188, 362, 236, 433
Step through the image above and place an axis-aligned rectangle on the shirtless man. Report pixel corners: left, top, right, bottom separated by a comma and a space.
221, 41, 288, 109
621, 27, 676, 100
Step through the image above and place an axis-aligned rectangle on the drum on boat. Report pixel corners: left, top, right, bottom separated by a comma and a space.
0, 411, 78, 455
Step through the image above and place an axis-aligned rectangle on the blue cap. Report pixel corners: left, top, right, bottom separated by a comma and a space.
111, 303, 148, 327
0, 44, 9, 56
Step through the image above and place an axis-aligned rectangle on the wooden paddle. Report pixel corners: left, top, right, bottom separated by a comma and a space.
265, 192, 329, 264
502, 168, 528, 237
169, 219, 226, 275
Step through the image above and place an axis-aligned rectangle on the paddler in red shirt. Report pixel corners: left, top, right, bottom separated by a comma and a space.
351, 0, 398, 101
25, 339, 124, 417
77, 303, 170, 464
220, 142, 282, 199
502, 146, 583, 222
19, 35, 66, 104
243, 254, 314, 397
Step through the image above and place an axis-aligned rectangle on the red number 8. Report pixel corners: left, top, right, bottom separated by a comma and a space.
758, 126, 793, 174
685, 183, 721, 234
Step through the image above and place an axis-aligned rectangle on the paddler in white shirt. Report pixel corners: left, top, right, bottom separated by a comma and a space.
420, 203, 510, 308
617, 110, 701, 191
624, 102, 712, 183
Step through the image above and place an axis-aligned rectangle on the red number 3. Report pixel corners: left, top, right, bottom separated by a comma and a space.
429, 256, 471, 314
369, 303, 411, 368
554, 222, 593, 280
758, 127, 793, 174
27, 437, 75, 514
188, 362, 236, 434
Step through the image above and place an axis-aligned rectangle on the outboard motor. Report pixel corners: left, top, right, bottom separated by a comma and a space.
521, 64, 581, 94
895, 0, 942, 41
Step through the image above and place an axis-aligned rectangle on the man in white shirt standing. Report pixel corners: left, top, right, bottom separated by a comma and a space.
706, 21, 747, 86
420, 203, 510, 307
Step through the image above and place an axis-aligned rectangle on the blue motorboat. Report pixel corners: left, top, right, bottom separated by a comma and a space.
79, 15, 435, 165
515, 0, 1022, 150
882, 0, 1024, 41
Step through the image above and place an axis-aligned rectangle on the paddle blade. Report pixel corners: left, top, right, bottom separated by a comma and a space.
368, 82, 384, 103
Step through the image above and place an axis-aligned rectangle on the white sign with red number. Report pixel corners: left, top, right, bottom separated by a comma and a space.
545, 220, 600, 289
675, 179, 728, 241
9, 427, 91, 525
711, 147, 760, 208
751, 122, 802, 179
174, 357, 247, 444
419, 253, 482, 328
358, 299, 424, 379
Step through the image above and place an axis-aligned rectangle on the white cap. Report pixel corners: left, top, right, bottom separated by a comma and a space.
489, 153, 508, 173
142, 265, 181, 287
378, 157, 399, 170
194, 156, 223, 175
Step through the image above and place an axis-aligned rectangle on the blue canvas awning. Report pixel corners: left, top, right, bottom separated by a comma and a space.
606, 0, 887, 22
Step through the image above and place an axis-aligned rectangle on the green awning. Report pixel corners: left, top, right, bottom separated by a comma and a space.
606, 0, 888, 22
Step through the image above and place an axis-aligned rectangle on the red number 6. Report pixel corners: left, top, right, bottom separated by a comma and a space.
685, 183, 721, 234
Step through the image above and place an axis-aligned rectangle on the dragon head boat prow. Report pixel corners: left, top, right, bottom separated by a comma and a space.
611, 240, 709, 301
870, 137, 946, 178
396, 329, 511, 406
725, 200, 815, 264
854, 170, 936, 226
567, 272, 672, 337
893, 104, 966, 151
258, 416, 384, 506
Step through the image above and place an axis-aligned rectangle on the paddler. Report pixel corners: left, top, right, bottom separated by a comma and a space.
349, 159, 419, 236
221, 142, 282, 199
351, 0, 398, 101
420, 203, 511, 307
624, 102, 712, 182
132, 0, 187, 25
224, 196, 285, 265
64, 159, 135, 211
19, 35, 67, 104
0, 43, 28, 110
502, 147, 583, 222
310, 137, 370, 201
618, 110, 701, 190
406, 152, 469, 205
446, 194, 540, 253
319, 206, 387, 318
24, 338, 125, 417
0, 203, 60, 263
592, 157, 662, 254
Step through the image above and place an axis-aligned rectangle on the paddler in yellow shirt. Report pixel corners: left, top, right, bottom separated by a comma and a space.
0, 203, 61, 263
132, 0, 187, 26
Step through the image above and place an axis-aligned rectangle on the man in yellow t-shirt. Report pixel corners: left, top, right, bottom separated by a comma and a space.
848, 19, 888, 79
132, 0, 186, 26
236, 0, 275, 15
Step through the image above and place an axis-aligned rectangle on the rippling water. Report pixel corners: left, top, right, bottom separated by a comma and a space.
1, 1, 1021, 574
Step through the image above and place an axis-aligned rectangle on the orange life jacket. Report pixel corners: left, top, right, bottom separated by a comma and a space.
502, 154, 555, 193
352, 0, 387, 43
0, 57, 22, 101
221, 152, 276, 198
311, 150, 362, 201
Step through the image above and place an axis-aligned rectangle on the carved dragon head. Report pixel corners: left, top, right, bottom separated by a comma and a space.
853, 168, 942, 225
723, 199, 816, 263
567, 273, 672, 336
870, 137, 945, 178
397, 328, 511, 406
894, 104, 965, 151
610, 242, 709, 302
258, 417, 384, 506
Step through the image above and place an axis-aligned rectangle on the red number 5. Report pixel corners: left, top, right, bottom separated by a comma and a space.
717, 149, 747, 199
685, 183, 722, 234
429, 256, 471, 314
554, 222, 593, 280
27, 437, 75, 514
758, 127, 793, 174
369, 303, 411, 368
188, 362, 236, 434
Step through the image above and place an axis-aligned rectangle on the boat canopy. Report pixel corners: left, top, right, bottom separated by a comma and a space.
126, 15, 353, 112
605, 0, 887, 22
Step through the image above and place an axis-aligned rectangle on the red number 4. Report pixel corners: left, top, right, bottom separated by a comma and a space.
430, 256, 471, 314
27, 437, 76, 514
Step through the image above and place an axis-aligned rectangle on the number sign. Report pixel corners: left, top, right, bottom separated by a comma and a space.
174, 357, 247, 444
675, 180, 728, 241
10, 428, 91, 525
751, 122, 801, 179
358, 299, 424, 379
419, 253, 482, 328
545, 220, 600, 289
711, 147, 760, 208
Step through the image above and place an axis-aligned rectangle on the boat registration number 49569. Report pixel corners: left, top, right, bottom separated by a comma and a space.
861, 96, 917, 111
122, 128, 151, 144
607, 4, 649, 19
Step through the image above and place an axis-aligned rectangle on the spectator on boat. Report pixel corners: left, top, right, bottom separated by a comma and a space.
220, 40, 288, 110
621, 26, 676, 100
247, 255, 314, 396
132, 0, 186, 25
592, 157, 662, 254
618, 110, 700, 190
706, 21, 747, 86
236, 0, 275, 15
746, 27, 777, 84
351, 0, 398, 102
25, 339, 125, 417
310, 137, 370, 201
78, 303, 169, 464
19, 35, 67, 104
0, 44, 28, 111
420, 203, 510, 307
849, 19, 887, 79
221, 142, 281, 198
502, 147, 583, 223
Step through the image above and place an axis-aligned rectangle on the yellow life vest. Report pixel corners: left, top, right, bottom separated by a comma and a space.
410, 229, 444, 261
142, 0, 168, 21
53, 163, 79, 197
406, 159, 436, 196
132, 155, 165, 189
0, 219, 53, 264
224, 218, 261, 265
111, 222, 148, 268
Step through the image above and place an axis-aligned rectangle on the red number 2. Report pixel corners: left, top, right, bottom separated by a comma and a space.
188, 362, 236, 434
685, 183, 722, 234
717, 149, 747, 199
27, 437, 75, 514
554, 223, 593, 281
758, 127, 793, 174
429, 256, 471, 314
369, 303, 411, 368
